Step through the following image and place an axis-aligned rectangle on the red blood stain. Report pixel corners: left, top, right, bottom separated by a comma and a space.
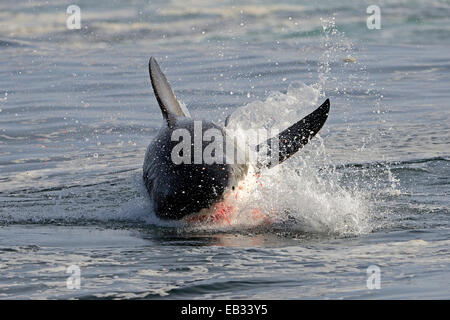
185, 202, 235, 225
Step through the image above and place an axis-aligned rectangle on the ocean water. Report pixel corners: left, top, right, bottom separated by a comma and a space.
0, 0, 449, 299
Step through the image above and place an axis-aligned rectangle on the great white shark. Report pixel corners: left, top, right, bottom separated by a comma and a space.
143, 57, 330, 224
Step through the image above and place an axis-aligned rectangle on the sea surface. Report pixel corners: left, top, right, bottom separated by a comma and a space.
0, 0, 449, 299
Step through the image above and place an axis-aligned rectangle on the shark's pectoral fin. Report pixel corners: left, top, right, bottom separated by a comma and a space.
149, 57, 190, 127
256, 99, 330, 169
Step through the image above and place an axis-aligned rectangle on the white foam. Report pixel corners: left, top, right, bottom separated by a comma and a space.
219, 81, 371, 236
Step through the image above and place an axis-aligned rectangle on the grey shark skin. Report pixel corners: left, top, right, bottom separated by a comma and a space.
143, 57, 330, 220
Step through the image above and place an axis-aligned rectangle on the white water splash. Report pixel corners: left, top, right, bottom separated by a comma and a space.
221, 81, 371, 236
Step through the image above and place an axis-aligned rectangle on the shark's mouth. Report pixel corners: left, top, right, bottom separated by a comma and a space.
182, 166, 273, 227
183, 201, 237, 225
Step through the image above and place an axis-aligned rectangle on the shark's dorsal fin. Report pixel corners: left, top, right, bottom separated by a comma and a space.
149, 57, 190, 127
256, 99, 330, 169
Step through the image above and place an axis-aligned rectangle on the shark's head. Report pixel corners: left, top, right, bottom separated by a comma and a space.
144, 117, 249, 220
143, 57, 330, 221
